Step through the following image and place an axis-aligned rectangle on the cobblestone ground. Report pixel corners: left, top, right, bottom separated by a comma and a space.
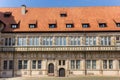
0, 76, 120, 80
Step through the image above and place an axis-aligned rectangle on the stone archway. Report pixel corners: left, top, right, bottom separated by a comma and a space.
48, 63, 54, 74
59, 68, 65, 77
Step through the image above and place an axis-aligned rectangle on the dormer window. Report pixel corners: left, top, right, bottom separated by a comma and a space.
66, 24, 74, 28
82, 23, 90, 28
116, 23, 120, 27
99, 23, 107, 28
4, 12, 11, 18
60, 11, 67, 17
49, 24, 57, 28
11, 24, 18, 29
29, 24, 36, 28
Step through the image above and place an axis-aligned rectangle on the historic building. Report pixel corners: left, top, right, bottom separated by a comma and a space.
0, 5, 120, 77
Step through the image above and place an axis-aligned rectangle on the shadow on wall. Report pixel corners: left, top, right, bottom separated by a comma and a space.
0, 11, 22, 78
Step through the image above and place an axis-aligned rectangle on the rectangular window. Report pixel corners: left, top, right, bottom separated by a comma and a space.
3, 60, 7, 70
63, 60, 65, 65
92, 60, 96, 69
18, 60, 22, 69
42, 37, 53, 46
29, 24, 36, 28
71, 60, 75, 69
23, 60, 28, 69
55, 37, 66, 46
70, 37, 80, 45
82, 23, 90, 28
29, 37, 39, 46
109, 60, 113, 69
17, 37, 27, 46
76, 60, 80, 69
99, 23, 107, 27
38, 60, 42, 69
101, 36, 111, 46
66, 24, 74, 28
59, 60, 61, 65
32, 60, 36, 69
86, 60, 91, 69
85, 37, 96, 46
9, 60, 13, 69
116, 23, 120, 27
103, 60, 107, 69
49, 24, 57, 28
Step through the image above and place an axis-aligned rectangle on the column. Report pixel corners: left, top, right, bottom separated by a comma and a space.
99, 59, 103, 75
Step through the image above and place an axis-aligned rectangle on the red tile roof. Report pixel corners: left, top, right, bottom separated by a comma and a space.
0, 6, 120, 32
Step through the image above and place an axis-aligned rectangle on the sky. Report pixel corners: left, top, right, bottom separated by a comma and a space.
0, 0, 120, 7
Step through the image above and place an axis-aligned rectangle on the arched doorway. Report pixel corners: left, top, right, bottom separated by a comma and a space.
48, 63, 54, 73
59, 68, 65, 77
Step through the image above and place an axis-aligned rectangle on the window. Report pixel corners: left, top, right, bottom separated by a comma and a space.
69, 37, 80, 45
109, 60, 113, 69
23, 60, 28, 69
71, 60, 80, 69
101, 36, 111, 46
60, 13, 67, 17
29, 24, 36, 28
103, 60, 107, 69
99, 23, 107, 27
76, 60, 80, 69
9, 60, 13, 69
86, 60, 96, 69
3, 60, 7, 70
32, 60, 36, 69
85, 36, 96, 46
71, 60, 75, 69
116, 36, 120, 40
86, 60, 91, 69
119, 60, 120, 69
38, 60, 42, 69
82, 23, 90, 28
116, 23, 120, 27
18, 60, 22, 69
92, 60, 96, 69
28, 37, 39, 46
103, 60, 113, 69
49, 24, 57, 28
55, 37, 66, 46
17, 37, 27, 46
59, 60, 65, 66
5, 38, 15, 46
4, 12, 11, 17
66, 24, 74, 28
11, 24, 18, 29
42, 37, 53, 46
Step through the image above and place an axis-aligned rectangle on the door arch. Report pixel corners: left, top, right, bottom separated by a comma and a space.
48, 63, 54, 73
59, 68, 65, 77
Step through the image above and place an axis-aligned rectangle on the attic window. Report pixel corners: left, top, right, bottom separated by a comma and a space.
66, 24, 74, 28
4, 12, 11, 17
82, 23, 90, 28
11, 24, 18, 29
116, 23, 120, 27
60, 12, 67, 17
99, 23, 107, 28
49, 24, 57, 28
29, 24, 36, 28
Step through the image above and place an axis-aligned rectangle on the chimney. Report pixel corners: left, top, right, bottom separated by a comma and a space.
21, 5, 26, 15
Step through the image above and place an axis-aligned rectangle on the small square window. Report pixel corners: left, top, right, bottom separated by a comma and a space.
66, 24, 74, 28
49, 24, 56, 28
82, 24, 90, 28
99, 23, 107, 28
60, 13, 67, 17
116, 23, 120, 27
29, 24, 36, 28
11, 24, 18, 29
